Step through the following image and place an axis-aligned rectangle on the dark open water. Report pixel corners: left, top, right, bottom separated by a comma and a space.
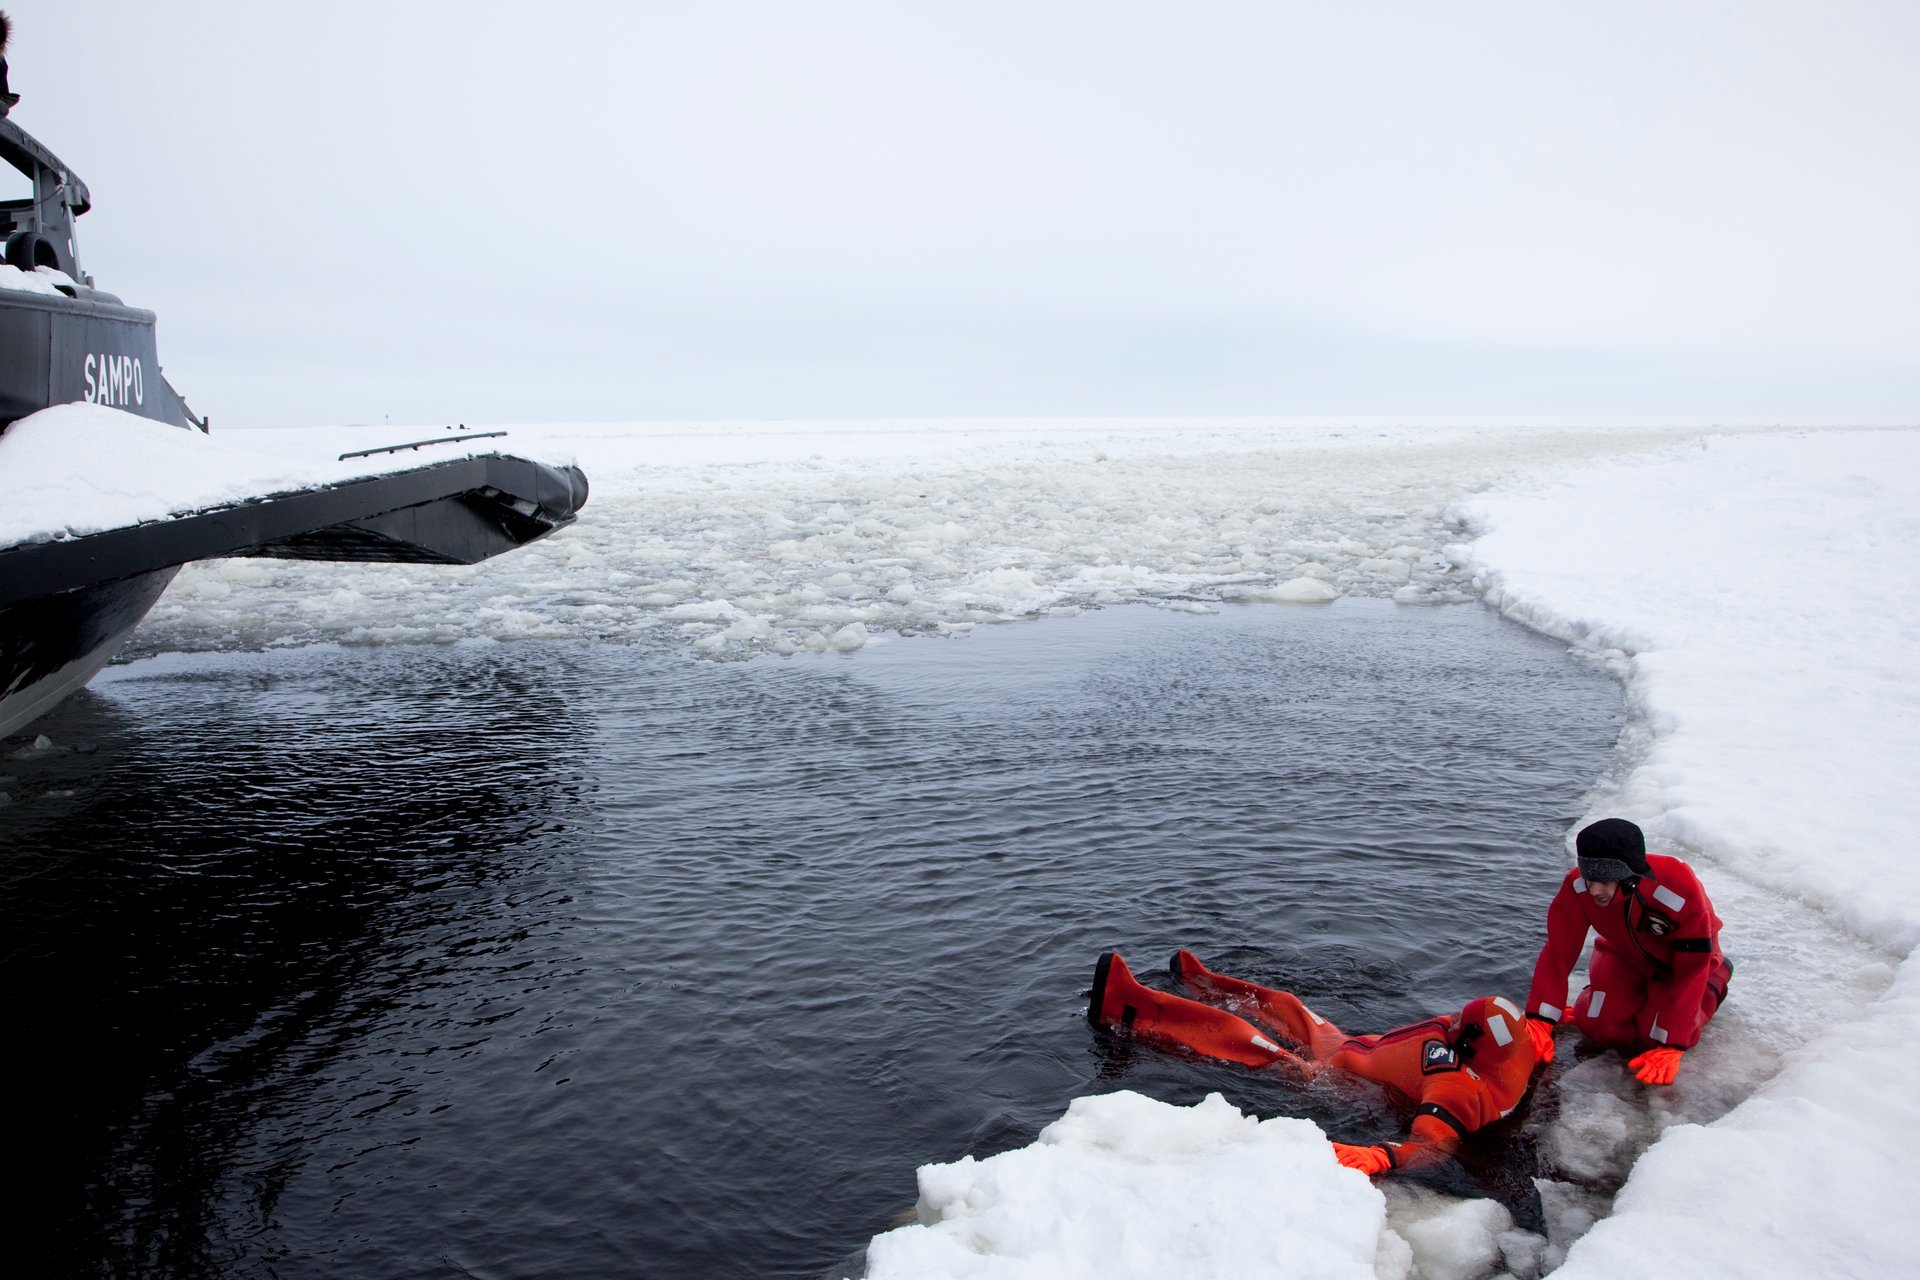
0, 601, 1621, 1279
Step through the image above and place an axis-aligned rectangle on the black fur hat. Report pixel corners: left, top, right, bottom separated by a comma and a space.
1, 13, 16, 116
1576, 818, 1650, 883
1, 13, 15, 116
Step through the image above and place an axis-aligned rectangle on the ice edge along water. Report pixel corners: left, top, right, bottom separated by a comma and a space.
32, 418, 1919, 1280
1456, 430, 1920, 1280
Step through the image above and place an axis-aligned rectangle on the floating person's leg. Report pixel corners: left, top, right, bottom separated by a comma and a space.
1168, 948, 1351, 1060
1088, 952, 1303, 1070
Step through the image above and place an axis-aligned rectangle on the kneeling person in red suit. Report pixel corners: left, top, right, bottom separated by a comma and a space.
1089, 949, 1541, 1176
1522, 818, 1732, 1086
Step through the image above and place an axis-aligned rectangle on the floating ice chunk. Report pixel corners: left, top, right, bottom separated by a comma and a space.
1356, 557, 1412, 582
693, 616, 774, 649
1497, 1227, 1548, 1280
10, 734, 61, 759
828, 622, 870, 651
207, 559, 277, 584
862, 1091, 1382, 1280
968, 567, 1043, 595
1535, 1179, 1603, 1274
1082, 563, 1161, 585
1543, 1054, 1659, 1184
665, 600, 743, 622
1248, 576, 1341, 604
1382, 1184, 1518, 1280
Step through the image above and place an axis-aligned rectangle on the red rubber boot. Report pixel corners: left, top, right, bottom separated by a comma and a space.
1089, 952, 1299, 1069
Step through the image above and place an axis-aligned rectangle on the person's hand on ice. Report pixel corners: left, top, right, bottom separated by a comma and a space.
1331, 1142, 1391, 1175
1628, 1046, 1683, 1085
1524, 1014, 1557, 1063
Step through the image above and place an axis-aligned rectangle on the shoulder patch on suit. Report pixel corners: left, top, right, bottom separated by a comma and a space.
1652, 883, 1687, 913
1421, 1039, 1459, 1074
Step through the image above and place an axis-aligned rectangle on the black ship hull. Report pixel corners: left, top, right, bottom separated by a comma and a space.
1, 116, 588, 741
0, 266, 201, 738
0, 291, 590, 738
0, 567, 175, 737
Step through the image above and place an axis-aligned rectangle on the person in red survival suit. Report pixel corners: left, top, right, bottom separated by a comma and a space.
1522, 818, 1733, 1086
1088, 949, 1540, 1177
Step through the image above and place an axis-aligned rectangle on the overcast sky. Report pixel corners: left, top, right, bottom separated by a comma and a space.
10, 2, 1917, 427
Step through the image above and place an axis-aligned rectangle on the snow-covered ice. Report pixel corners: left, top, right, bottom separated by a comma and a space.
20, 412, 1920, 1276
863, 1091, 1386, 1280
1456, 430, 1920, 1279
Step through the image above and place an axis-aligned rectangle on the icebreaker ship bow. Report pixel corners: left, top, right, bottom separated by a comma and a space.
0, 113, 587, 739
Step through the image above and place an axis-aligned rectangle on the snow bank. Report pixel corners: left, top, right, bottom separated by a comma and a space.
1457, 429, 1920, 1277
856, 1092, 1556, 1280
862, 1091, 1385, 1280
1460, 431, 1920, 952
0, 403, 577, 548
1556, 955, 1920, 1279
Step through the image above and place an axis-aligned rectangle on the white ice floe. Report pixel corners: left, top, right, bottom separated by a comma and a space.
864, 1091, 1386, 1280
133, 418, 1722, 656
860, 1091, 1556, 1280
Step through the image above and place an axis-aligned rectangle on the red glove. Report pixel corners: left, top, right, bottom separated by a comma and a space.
1628, 1046, 1683, 1085
1331, 1142, 1392, 1176
1524, 1015, 1557, 1063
